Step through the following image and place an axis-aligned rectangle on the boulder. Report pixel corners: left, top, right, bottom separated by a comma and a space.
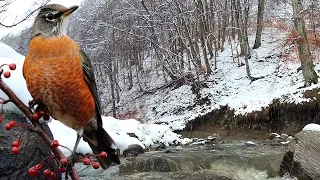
280, 131, 320, 180
123, 144, 145, 157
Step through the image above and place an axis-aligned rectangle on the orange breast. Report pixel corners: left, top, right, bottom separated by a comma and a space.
23, 36, 95, 130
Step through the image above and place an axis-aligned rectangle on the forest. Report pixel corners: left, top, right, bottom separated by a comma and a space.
1, 0, 320, 120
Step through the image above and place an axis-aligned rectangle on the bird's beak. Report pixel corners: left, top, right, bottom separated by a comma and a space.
61, 6, 79, 19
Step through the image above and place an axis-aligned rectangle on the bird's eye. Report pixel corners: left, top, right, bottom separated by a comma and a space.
45, 13, 56, 21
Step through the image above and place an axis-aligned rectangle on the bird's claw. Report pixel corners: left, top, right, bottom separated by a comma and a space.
28, 99, 38, 113
65, 159, 74, 180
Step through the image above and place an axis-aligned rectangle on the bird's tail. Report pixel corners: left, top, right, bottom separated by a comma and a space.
83, 124, 120, 169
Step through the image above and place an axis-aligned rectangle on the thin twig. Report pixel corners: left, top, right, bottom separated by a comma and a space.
0, 0, 50, 28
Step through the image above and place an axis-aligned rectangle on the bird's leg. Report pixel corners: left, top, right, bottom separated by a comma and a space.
65, 129, 83, 179
28, 99, 38, 112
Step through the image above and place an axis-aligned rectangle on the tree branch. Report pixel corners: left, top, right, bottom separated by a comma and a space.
0, 78, 79, 180
0, 0, 50, 28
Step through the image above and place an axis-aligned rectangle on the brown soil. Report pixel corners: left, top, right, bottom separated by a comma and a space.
180, 93, 320, 140
180, 125, 300, 141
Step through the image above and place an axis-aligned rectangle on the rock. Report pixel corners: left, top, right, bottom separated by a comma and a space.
205, 134, 220, 145
245, 141, 256, 147
164, 149, 179, 153
270, 137, 282, 146
280, 131, 320, 179
207, 134, 221, 141
127, 133, 138, 139
286, 136, 294, 142
123, 144, 145, 157
280, 133, 289, 141
268, 133, 280, 140
119, 156, 181, 174
0, 112, 61, 179
190, 140, 206, 145
150, 143, 166, 151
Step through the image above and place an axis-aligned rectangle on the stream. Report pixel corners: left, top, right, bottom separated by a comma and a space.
76, 141, 296, 180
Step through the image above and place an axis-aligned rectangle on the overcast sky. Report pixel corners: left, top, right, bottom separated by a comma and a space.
0, 0, 82, 38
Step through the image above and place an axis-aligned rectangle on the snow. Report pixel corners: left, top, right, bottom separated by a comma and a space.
302, 123, 320, 132
0, 43, 32, 113
48, 116, 192, 155
115, 28, 320, 130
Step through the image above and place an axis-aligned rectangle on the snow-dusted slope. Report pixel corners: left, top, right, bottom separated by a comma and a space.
114, 28, 320, 130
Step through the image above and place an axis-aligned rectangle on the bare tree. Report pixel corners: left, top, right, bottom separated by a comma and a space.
253, 0, 265, 49
292, 0, 318, 87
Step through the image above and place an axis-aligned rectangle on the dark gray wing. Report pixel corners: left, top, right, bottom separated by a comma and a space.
80, 50, 102, 125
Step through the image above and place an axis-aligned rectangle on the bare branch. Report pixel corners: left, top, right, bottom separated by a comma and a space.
0, 0, 50, 28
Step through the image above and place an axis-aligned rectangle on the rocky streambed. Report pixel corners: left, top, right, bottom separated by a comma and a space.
76, 141, 295, 180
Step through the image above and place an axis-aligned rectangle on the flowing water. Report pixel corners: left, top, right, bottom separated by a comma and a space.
77, 141, 297, 180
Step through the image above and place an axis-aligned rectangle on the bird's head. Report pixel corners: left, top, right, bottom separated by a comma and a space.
31, 4, 78, 38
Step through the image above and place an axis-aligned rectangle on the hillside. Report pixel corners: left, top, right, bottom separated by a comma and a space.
111, 27, 320, 132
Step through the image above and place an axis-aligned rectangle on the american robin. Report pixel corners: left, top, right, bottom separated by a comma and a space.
23, 4, 120, 171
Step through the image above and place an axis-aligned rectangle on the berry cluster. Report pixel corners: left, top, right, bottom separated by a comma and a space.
1, 114, 107, 178
81, 151, 107, 169
2, 120, 23, 154
32, 110, 50, 121
28, 163, 57, 179
1, 63, 16, 79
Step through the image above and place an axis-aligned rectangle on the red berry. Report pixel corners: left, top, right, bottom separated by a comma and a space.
5, 123, 12, 130
83, 157, 91, 165
99, 151, 107, 159
32, 113, 40, 121
50, 172, 57, 179
0, 116, 2, 123
38, 111, 45, 116
51, 140, 59, 148
12, 140, 20, 147
58, 167, 66, 173
92, 162, 100, 169
9, 120, 16, 126
3, 71, 10, 78
43, 169, 51, 177
34, 164, 42, 171
8, 63, 16, 70
60, 158, 68, 166
28, 167, 38, 177
11, 147, 19, 154
43, 114, 50, 120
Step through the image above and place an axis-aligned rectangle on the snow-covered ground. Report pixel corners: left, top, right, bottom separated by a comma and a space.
0, 41, 191, 155
50, 116, 191, 155
113, 28, 320, 131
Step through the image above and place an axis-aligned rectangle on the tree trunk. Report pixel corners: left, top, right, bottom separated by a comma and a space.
175, 1, 202, 70
292, 0, 318, 87
195, 0, 212, 75
108, 65, 116, 117
253, 0, 265, 49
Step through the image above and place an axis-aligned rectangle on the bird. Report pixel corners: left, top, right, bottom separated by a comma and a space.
22, 4, 120, 173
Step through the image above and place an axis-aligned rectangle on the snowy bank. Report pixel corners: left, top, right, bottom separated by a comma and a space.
49, 116, 192, 155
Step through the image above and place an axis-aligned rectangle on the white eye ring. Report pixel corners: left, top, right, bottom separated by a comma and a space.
45, 13, 56, 22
